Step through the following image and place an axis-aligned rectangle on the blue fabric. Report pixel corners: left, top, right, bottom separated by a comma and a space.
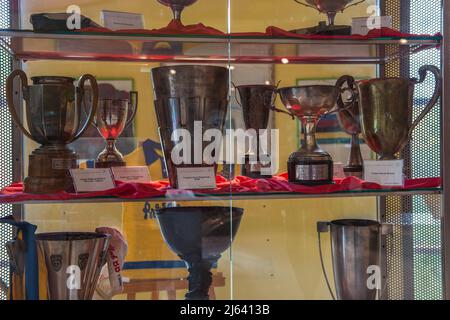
0, 216, 39, 300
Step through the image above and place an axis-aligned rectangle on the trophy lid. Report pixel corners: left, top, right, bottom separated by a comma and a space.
31, 76, 76, 85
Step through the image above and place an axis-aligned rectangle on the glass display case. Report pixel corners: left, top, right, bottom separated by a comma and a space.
0, 0, 448, 301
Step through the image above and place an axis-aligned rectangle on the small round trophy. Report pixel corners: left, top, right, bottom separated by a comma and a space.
6, 71, 98, 194
94, 92, 138, 168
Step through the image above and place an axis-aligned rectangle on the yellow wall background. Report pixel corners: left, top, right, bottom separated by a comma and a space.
19, 0, 377, 300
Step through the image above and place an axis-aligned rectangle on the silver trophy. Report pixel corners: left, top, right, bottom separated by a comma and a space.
317, 220, 393, 300
36, 232, 110, 300
157, 0, 198, 23
336, 75, 363, 178
152, 65, 229, 189
279, 83, 354, 185
293, 0, 365, 35
234, 83, 293, 179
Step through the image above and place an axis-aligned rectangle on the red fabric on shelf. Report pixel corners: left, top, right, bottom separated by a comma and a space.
0, 175, 441, 204
79, 22, 440, 41
80, 19, 225, 36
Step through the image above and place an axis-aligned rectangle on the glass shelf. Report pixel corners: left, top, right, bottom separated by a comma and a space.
0, 29, 441, 64
0, 187, 442, 205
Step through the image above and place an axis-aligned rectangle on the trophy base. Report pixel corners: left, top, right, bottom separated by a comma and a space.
290, 22, 352, 36
240, 155, 272, 179
95, 160, 126, 168
26, 145, 78, 194
288, 158, 334, 186
95, 145, 126, 168
344, 165, 364, 179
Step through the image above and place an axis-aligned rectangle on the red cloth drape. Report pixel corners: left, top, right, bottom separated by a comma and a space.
79, 22, 441, 41
0, 175, 441, 204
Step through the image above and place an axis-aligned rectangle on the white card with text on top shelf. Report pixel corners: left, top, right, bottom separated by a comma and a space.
176, 167, 217, 190
112, 166, 151, 183
101, 10, 144, 31
70, 168, 116, 193
364, 160, 404, 187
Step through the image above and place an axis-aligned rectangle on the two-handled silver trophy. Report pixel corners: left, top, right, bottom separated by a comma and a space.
278, 82, 354, 185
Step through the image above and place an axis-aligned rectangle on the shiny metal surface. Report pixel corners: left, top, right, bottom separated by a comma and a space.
36, 232, 110, 300
157, 0, 198, 21
6, 70, 98, 193
156, 206, 243, 300
152, 65, 229, 188
294, 0, 365, 25
94, 92, 138, 168
336, 75, 363, 178
319, 219, 382, 300
279, 84, 343, 184
356, 65, 442, 160
235, 84, 291, 178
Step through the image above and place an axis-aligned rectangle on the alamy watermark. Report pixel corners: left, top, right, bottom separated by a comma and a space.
169, 121, 280, 176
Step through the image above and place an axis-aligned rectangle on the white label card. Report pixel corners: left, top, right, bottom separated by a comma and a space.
101, 10, 144, 30
176, 167, 216, 190
364, 160, 404, 186
112, 166, 151, 183
70, 169, 116, 193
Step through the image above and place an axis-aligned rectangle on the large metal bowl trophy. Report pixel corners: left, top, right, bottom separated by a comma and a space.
278, 81, 354, 185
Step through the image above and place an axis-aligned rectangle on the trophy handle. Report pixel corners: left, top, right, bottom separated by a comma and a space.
317, 221, 336, 300
409, 65, 442, 136
6, 70, 35, 141
125, 91, 138, 130
334, 75, 357, 116
71, 74, 99, 142
231, 82, 242, 107
293, 0, 320, 11
271, 89, 295, 119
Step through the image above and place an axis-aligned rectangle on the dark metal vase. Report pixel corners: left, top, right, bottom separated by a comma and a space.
155, 206, 244, 300
36, 232, 110, 300
318, 219, 392, 300
6, 71, 98, 194
152, 65, 229, 189
235, 84, 289, 179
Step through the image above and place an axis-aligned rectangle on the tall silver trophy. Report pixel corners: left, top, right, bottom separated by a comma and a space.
234, 84, 293, 179
152, 65, 229, 189
342, 65, 442, 161
36, 232, 110, 300
317, 220, 393, 300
